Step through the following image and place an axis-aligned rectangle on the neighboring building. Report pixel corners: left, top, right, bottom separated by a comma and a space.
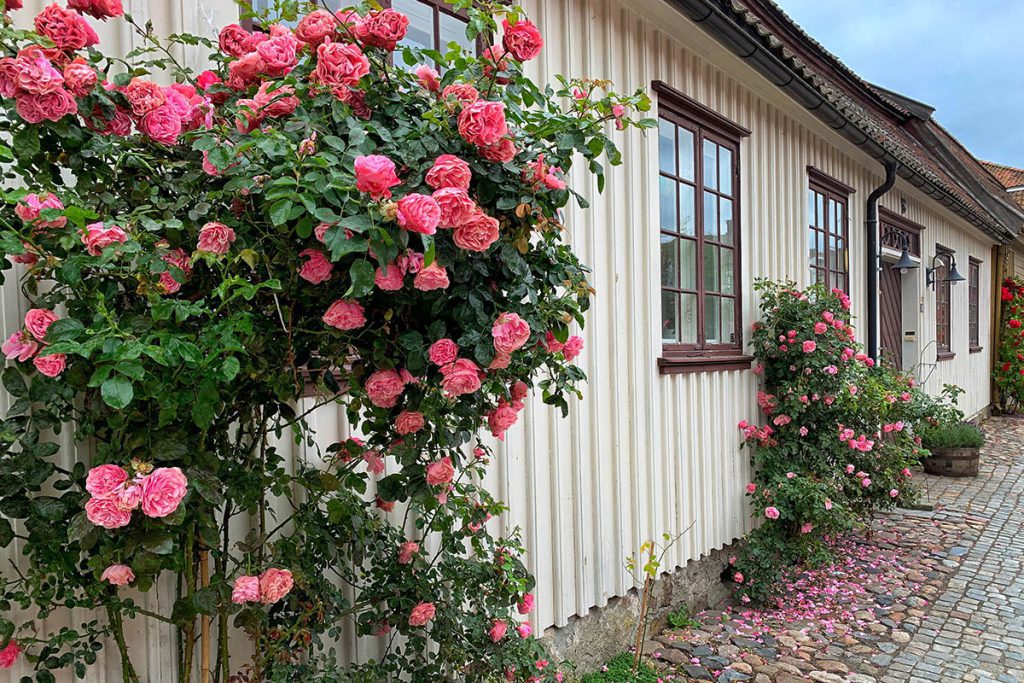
2, 0, 1022, 680
981, 160, 1024, 280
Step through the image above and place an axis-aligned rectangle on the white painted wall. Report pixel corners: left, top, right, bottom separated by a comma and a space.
0, 0, 1000, 679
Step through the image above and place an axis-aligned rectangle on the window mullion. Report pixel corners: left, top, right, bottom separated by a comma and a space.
694, 131, 706, 350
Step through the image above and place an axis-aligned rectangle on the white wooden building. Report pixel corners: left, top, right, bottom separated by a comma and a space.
2, 0, 1021, 679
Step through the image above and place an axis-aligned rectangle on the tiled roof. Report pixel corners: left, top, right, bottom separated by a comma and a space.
714, 0, 1022, 241
982, 161, 1024, 191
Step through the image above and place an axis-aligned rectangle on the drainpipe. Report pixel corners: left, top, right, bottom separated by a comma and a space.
866, 160, 899, 361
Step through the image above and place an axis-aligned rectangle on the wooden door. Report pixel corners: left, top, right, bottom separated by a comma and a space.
879, 265, 903, 368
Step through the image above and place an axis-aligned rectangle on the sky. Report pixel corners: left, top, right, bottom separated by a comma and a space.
777, 0, 1024, 168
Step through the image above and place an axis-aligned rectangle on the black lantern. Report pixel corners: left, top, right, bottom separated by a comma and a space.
926, 253, 966, 289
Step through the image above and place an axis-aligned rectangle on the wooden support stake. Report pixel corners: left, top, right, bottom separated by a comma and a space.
200, 551, 211, 683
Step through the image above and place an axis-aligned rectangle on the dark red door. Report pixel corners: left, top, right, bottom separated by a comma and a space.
879, 265, 903, 368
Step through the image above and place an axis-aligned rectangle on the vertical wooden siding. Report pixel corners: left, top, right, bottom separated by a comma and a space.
0, 0, 998, 679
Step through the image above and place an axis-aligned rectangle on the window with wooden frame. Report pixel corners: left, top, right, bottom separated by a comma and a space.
654, 82, 751, 374
807, 168, 852, 293
248, 1, 474, 54
935, 248, 953, 359
969, 257, 982, 352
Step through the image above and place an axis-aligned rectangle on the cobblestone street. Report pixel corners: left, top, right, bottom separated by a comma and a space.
646, 416, 1024, 683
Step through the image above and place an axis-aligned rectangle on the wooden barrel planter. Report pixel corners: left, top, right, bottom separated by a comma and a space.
923, 447, 980, 477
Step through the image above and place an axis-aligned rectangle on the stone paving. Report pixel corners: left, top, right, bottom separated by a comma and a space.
643, 416, 1024, 683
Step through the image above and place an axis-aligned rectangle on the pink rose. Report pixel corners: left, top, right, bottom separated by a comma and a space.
376, 495, 395, 512
298, 248, 333, 284
15, 89, 77, 123
365, 369, 406, 408
354, 155, 401, 200
481, 45, 509, 84
489, 351, 511, 370
313, 41, 370, 88
733, 571, 744, 583
82, 222, 127, 256
487, 400, 519, 440
745, 482, 756, 494
62, 57, 97, 96
354, 9, 409, 50
428, 338, 459, 365
426, 154, 472, 191
502, 18, 543, 61
764, 506, 780, 520
85, 496, 133, 529
197, 221, 236, 254
396, 193, 442, 235
139, 104, 182, 145
395, 410, 425, 435
458, 100, 508, 147
890, 488, 899, 498
398, 541, 419, 564
442, 83, 479, 105
426, 456, 454, 486
489, 619, 508, 643
256, 33, 299, 77
227, 53, 264, 90
296, 10, 336, 45
562, 335, 584, 361
492, 312, 531, 354
825, 499, 833, 510
480, 137, 517, 163
258, 567, 293, 603
85, 463, 128, 497
159, 247, 192, 294
0, 640, 21, 669
861, 478, 871, 487
802, 340, 816, 353
24, 308, 59, 342
86, 104, 132, 136
34, 4, 99, 52
440, 358, 482, 396
375, 263, 405, 291
218, 23, 251, 57
800, 523, 814, 534
123, 77, 166, 117
517, 593, 535, 614
231, 575, 260, 604
101, 564, 134, 586
67, 0, 122, 20
2, 331, 38, 362
517, 623, 532, 638
415, 64, 440, 91
33, 352, 66, 377
408, 601, 436, 627
16, 192, 66, 228
453, 211, 500, 252
140, 466, 188, 518
433, 188, 476, 228
323, 299, 366, 331
254, 81, 299, 118
413, 263, 449, 291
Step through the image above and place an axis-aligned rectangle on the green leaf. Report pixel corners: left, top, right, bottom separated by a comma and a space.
326, 227, 367, 262
100, 376, 134, 409
12, 126, 39, 159
2, 367, 27, 398
67, 511, 94, 544
0, 518, 13, 549
345, 260, 375, 298
269, 199, 293, 227
219, 356, 240, 381
186, 467, 224, 506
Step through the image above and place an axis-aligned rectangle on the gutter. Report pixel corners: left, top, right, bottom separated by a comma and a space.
666, 0, 1014, 244
866, 161, 899, 361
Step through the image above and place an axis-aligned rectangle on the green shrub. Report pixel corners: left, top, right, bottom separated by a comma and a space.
581, 654, 661, 683
665, 604, 700, 630
921, 422, 985, 449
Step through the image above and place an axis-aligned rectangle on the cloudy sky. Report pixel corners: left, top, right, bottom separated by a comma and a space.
778, 0, 1024, 168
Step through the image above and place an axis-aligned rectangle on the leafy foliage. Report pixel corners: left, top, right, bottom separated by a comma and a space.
919, 422, 984, 449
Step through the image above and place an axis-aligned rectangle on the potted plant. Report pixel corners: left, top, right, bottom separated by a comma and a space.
920, 422, 985, 477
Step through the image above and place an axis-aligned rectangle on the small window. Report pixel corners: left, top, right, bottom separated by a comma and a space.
807, 169, 852, 293
969, 258, 981, 352
935, 250, 953, 358
654, 82, 750, 373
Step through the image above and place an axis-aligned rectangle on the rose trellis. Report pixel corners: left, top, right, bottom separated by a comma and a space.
0, 0, 653, 680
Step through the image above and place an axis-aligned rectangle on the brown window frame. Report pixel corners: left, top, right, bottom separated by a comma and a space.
935, 245, 954, 361
653, 82, 752, 374
807, 168, 852, 294
968, 257, 982, 353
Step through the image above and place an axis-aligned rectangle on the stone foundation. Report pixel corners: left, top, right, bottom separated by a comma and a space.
541, 544, 737, 673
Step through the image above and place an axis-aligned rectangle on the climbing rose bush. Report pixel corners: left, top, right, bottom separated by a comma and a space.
0, 1, 653, 680
995, 276, 1024, 412
733, 281, 927, 604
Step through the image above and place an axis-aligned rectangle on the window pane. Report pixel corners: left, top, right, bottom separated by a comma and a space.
703, 191, 717, 239
808, 225, 818, 268
680, 239, 696, 290
720, 198, 733, 245
834, 201, 844, 236
395, 0, 434, 51
703, 244, 720, 292
678, 128, 695, 181
660, 235, 678, 288
704, 295, 721, 344
836, 242, 848, 274
680, 293, 697, 344
661, 291, 679, 344
808, 189, 817, 227
829, 232, 837, 272
659, 120, 676, 175
719, 147, 733, 195
816, 193, 825, 231
659, 177, 677, 232
721, 248, 734, 294
439, 11, 473, 52
816, 231, 826, 268
828, 199, 838, 234
721, 297, 735, 345
703, 140, 718, 190
680, 184, 696, 236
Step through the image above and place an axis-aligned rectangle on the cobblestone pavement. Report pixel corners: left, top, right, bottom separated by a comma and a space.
644, 417, 1024, 683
